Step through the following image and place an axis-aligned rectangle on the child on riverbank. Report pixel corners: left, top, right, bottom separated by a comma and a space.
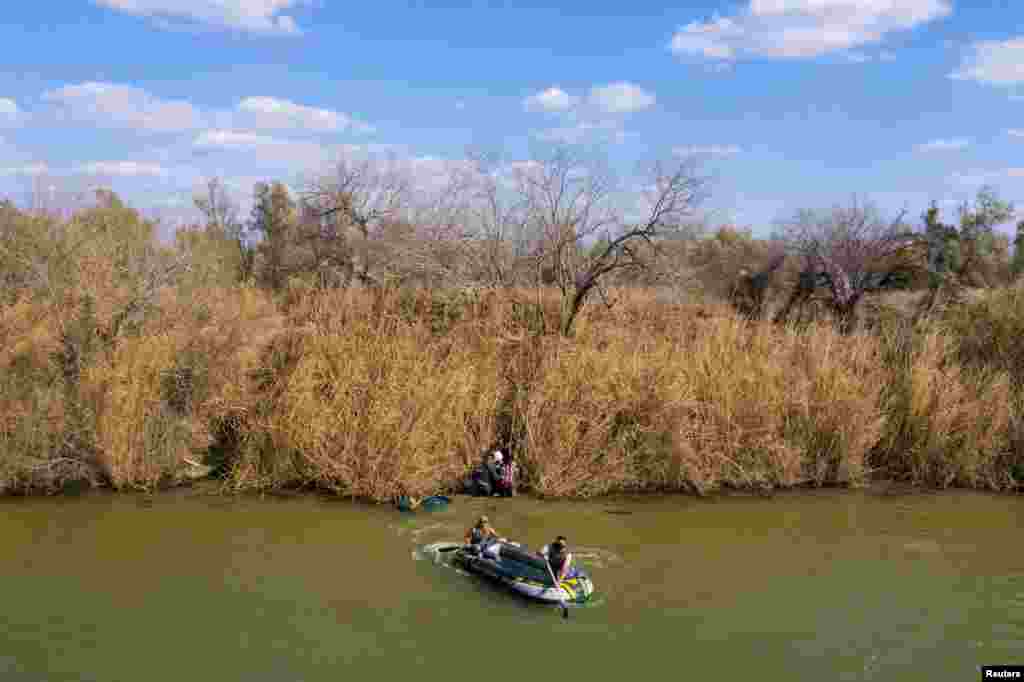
495, 451, 518, 497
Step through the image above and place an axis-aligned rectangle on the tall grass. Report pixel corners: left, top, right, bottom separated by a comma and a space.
2, 275, 1022, 499
242, 316, 504, 498
874, 329, 1015, 489
509, 316, 885, 496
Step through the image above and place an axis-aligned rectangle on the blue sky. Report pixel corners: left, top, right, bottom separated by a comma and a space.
0, 0, 1021, 237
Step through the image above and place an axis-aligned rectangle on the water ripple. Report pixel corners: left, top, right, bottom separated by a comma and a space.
571, 546, 625, 569
411, 541, 461, 565
390, 521, 456, 543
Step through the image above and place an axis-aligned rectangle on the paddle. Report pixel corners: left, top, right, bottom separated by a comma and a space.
542, 549, 570, 620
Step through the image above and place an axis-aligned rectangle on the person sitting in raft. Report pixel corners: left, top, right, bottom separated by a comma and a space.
541, 536, 574, 583
465, 515, 504, 559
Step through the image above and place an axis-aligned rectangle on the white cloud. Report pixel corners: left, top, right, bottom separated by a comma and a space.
587, 82, 656, 114
524, 82, 656, 117
237, 96, 374, 134
524, 82, 654, 144
91, 0, 307, 36
843, 49, 898, 63
194, 129, 277, 150
193, 129, 341, 172
78, 161, 169, 177
523, 87, 578, 113
670, 0, 951, 61
0, 98, 18, 117
671, 16, 742, 59
950, 37, 1024, 86
43, 82, 203, 133
915, 138, 970, 152
0, 98, 21, 128
674, 144, 742, 157
1007, 129, 1024, 138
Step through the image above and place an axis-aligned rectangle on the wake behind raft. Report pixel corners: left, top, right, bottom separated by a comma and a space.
444, 540, 595, 605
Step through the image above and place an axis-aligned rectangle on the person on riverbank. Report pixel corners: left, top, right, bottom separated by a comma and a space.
541, 536, 574, 583
465, 450, 505, 496
495, 451, 518, 497
485, 451, 504, 494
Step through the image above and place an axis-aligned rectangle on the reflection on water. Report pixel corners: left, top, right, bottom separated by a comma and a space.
0, 489, 1022, 681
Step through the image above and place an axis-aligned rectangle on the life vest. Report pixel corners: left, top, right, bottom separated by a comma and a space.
470, 526, 493, 544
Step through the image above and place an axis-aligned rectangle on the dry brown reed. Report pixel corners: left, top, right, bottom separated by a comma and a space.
2, 274, 1023, 499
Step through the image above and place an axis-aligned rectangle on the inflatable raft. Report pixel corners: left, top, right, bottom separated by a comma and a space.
396, 495, 450, 512
448, 541, 594, 604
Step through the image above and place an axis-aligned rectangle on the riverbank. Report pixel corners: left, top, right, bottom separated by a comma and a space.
3, 281, 1022, 500
0, 474, 1000, 513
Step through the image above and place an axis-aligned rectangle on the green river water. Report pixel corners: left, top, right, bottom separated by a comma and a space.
1, 488, 1022, 681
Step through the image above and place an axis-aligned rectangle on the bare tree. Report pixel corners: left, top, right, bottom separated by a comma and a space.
460, 149, 532, 287
194, 178, 240, 234
301, 156, 410, 286
194, 177, 253, 281
291, 201, 354, 289
773, 197, 915, 333
395, 160, 483, 287
515, 146, 709, 336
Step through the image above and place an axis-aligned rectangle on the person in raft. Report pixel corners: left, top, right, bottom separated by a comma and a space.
541, 536, 574, 583
465, 515, 504, 559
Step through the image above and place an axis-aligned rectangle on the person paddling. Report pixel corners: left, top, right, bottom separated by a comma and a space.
541, 536, 574, 583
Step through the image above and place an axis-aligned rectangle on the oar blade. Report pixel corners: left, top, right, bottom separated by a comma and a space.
438, 545, 462, 553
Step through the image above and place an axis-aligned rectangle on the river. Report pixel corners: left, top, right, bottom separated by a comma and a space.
0, 488, 1021, 681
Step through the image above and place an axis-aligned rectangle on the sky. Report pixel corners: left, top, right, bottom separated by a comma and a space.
0, 0, 1021, 238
